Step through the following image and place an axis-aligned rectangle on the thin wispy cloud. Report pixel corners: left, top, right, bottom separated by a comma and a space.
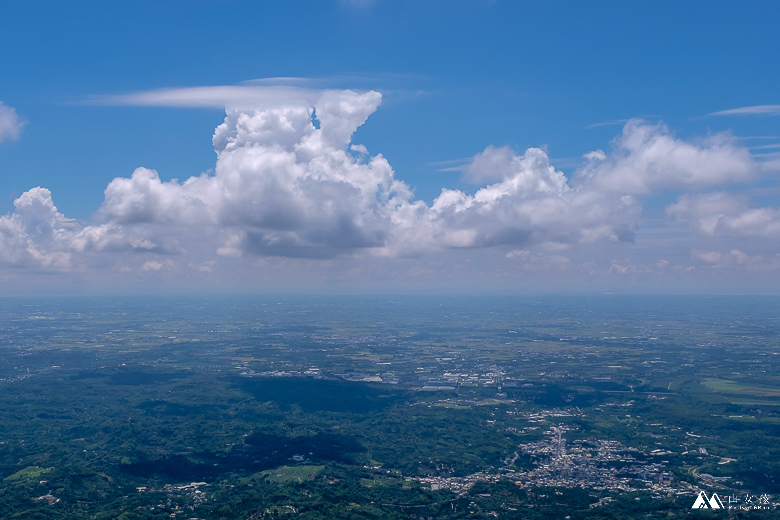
428, 157, 472, 173
710, 105, 780, 117
754, 150, 780, 172
748, 143, 780, 151
83, 85, 323, 109
737, 136, 779, 141
239, 77, 314, 86
84, 77, 427, 112
585, 119, 632, 129
586, 115, 662, 129
341, 0, 378, 7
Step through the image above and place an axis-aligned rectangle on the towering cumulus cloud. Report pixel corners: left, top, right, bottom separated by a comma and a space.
98, 90, 417, 258
0, 89, 762, 277
0, 188, 75, 268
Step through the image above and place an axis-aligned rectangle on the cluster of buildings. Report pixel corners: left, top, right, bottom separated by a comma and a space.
514, 434, 675, 492
415, 471, 507, 494
239, 362, 521, 393
134, 482, 209, 517
416, 428, 678, 496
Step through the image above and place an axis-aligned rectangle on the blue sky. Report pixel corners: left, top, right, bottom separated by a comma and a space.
0, 0, 779, 294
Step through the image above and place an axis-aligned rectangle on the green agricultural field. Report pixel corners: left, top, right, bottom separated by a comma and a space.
3, 466, 53, 482
703, 379, 780, 397
726, 397, 780, 406
259, 465, 324, 483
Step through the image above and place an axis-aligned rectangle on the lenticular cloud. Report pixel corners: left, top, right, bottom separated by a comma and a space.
0, 89, 759, 272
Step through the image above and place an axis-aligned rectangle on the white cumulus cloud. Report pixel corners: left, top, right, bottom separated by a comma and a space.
0, 101, 24, 143
88, 89, 647, 260
426, 147, 639, 250
99, 89, 414, 258
0, 90, 770, 282
0, 188, 75, 268
667, 193, 780, 238
579, 120, 757, 194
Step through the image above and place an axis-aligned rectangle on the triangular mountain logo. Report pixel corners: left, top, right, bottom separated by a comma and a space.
692, 491, 723, 509
692, 492, 709, 509
708, 493, 724, 509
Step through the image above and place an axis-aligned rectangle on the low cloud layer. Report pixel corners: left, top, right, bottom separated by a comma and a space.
0, 89, 775, 287
668, 193, 780, 237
